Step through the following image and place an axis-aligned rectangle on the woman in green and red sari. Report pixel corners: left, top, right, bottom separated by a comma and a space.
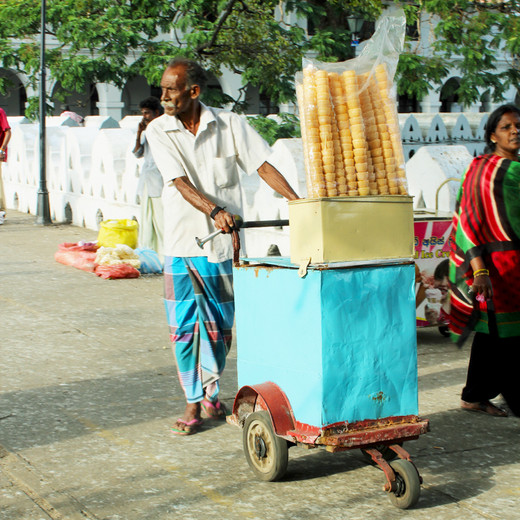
449, 104, 520, 417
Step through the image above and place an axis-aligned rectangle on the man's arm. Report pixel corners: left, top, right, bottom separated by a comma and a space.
257, 161, 299, 201
174, 161, 299, 234
173, 176, 236, 233
132, 120, 146, 156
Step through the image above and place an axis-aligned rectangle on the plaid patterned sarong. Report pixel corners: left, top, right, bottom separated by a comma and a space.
163, 257, 234, 403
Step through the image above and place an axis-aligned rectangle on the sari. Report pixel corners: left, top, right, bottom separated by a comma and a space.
449, 154, 520, 344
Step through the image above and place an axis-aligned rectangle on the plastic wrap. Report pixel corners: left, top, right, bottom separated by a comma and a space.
54, 242, 99, 273
296, 7, 408, 198
97, 219, 139, 249
135, 248, 163, 274
95, 244, 140, 269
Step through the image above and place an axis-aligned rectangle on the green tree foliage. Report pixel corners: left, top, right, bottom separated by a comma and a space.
0, 0, 308, 116
0, 0, 519, 119
399, 0, 520, 107
246, 113, 301, 145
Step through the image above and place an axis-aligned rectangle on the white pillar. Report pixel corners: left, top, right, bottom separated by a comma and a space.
96, 83, 125, 120
419, 90, 442, 113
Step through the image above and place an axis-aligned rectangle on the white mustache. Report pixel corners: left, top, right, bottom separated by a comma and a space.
161, 101, 177, 109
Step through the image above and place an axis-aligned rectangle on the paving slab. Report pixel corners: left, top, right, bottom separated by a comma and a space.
1, 210, 519, 520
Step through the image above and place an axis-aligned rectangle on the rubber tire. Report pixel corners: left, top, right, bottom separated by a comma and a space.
243, 411, 288, 481
388, 459, 421, 509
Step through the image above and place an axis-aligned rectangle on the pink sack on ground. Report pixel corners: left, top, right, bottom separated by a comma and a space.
55, 242, 99, 273
94, 264, 140, 279
58, 242, 98, 252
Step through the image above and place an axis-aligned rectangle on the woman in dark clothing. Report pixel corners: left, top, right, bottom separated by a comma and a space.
449, 104, 520, 417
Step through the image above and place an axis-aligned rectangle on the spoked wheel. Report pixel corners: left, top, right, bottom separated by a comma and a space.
388, 459, 421, 509
243, 411, 288, 481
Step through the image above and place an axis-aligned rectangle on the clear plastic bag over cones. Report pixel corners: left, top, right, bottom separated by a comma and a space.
295, 7, 409, 198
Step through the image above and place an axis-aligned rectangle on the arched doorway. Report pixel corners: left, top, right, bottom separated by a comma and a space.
50, 82, 99, 117
0, 70, 27, 116
480, 90, 491, 113
440, 77, 462, 112
244, 84, 279, 115
122, 75, 161, 117
398, 92, 420, 113
200, 74, 230, 109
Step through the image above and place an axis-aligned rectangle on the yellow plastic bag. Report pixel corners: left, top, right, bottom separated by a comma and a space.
97, 219, 138, 249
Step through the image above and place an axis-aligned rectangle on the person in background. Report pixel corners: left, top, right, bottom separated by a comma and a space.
60, 105, 84, 125
146, 57, 299, 435
133, 97, 164, 258
449, 103, 520, 417
0, 107, 11, 224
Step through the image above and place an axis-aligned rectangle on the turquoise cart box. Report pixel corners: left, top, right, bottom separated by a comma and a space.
233, 260, 418, 428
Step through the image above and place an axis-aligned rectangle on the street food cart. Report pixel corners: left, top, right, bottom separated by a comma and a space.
226, 15, 429, 508
226, 196, 430, 510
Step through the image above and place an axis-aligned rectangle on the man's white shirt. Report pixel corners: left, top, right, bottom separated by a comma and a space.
146, 104, 272, 262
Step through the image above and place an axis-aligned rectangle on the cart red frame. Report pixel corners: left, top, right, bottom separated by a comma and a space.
228, 382, 430, 449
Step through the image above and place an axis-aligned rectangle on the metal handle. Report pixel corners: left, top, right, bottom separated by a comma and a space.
435, 177, 459, 212
195, 216, 289, 249
195, 229, 224, 249
240, 219, 289, 229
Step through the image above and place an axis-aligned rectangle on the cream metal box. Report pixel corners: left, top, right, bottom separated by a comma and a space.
289, 196, 414, 264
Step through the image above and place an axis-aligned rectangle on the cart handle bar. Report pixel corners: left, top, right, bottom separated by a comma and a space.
195, 216, 289, 249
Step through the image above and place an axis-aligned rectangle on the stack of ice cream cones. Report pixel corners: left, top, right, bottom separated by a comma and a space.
298, 63, 408, 198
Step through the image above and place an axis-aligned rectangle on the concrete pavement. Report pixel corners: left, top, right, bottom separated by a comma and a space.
1, 210, 519, 520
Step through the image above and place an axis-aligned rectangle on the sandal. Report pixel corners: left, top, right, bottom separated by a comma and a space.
461, 400, 508, 417
171, 417, 204, 435
201, 398, 227, 419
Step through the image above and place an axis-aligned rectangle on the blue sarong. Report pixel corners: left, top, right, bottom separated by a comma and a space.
163, 256, 234, 403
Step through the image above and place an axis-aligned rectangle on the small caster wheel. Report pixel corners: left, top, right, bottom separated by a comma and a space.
388, 459, 421, 509
243, 411, 288, 481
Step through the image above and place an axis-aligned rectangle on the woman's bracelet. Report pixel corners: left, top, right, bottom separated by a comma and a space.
473, 268, 489, 277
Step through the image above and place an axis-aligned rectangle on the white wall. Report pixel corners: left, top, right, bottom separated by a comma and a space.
2, 113, 485, 256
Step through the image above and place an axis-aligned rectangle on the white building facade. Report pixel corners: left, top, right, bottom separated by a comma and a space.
1, 6, 517, 119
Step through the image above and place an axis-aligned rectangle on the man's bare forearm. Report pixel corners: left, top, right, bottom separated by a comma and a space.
173, 176, 235, 232
173, 176, 215, 215
258, 161, 299, 200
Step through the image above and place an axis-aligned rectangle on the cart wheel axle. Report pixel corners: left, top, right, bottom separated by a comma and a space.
254, 435, 267, 459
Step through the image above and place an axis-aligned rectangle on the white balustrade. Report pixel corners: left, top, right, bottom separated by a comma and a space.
439, 113, 473, 140
83, 115, 120, 129
2, 113, 490, 253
